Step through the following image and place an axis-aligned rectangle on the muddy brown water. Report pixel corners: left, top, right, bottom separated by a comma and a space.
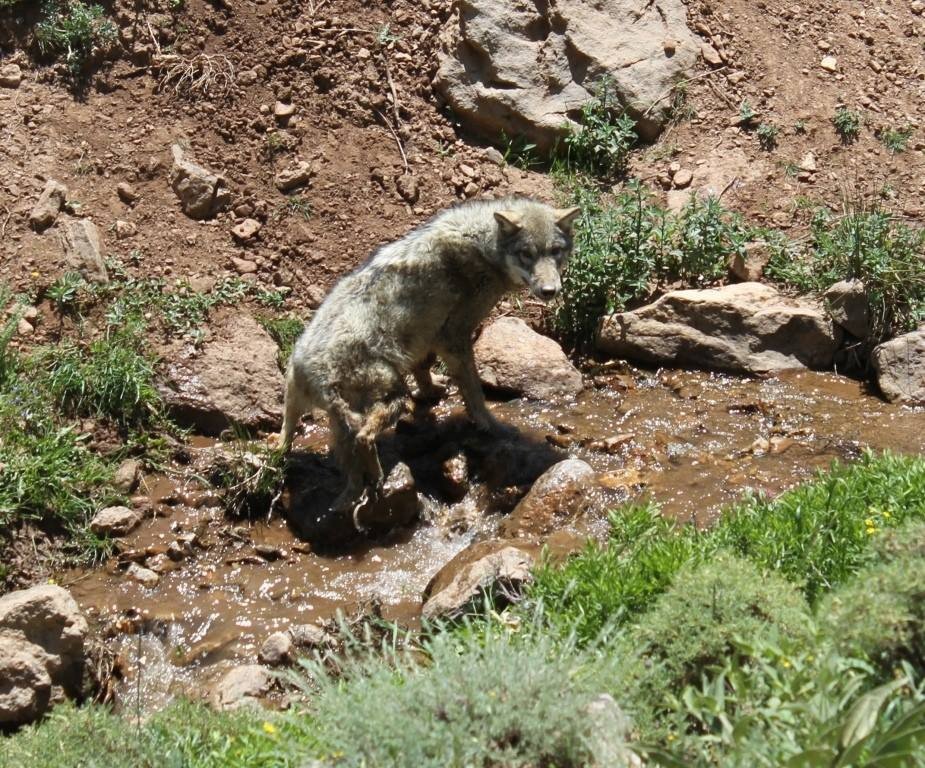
65, 369, 925, 712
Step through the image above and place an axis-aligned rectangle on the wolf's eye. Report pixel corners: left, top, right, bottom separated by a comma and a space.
549, 246, 563, 259
517, 248, 533, 264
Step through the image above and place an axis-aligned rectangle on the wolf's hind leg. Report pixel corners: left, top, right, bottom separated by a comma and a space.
279, 368, 308, 451
411, 354, 446, 402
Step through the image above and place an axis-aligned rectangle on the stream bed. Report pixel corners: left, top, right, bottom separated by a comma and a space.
64, 368, 925, 712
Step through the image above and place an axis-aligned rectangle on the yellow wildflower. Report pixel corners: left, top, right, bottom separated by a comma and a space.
262, 722, 278, 735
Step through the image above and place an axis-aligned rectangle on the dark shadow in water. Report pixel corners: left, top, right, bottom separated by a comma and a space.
282, 410, 564, 553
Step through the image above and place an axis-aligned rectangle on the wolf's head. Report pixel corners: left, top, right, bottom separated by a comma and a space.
494, 203, 580, 302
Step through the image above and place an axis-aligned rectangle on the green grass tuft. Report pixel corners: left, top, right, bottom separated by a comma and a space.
832, 107, 862, 144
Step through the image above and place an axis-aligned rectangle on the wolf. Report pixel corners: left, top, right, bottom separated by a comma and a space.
279, 196, 580, 516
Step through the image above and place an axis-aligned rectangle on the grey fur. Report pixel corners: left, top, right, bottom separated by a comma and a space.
279, 196, 580, 516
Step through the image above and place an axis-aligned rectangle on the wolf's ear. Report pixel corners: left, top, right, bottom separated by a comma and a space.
494, 210, 524, 236
555, 207, 581, 233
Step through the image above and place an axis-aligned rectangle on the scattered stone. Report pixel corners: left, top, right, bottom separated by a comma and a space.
0, 585, 88, 724
58, 218, 108, 283
275, 160, 315, 192
289, 623, 328, 649
395, 174, 419, 204
113, 459, 141, 493
483, 146, 505, 165
701, 43, 723, 67
16, 318, 33, 336
824, 280, 870, 339
29, 179, 68, 232
597, 283, 840, 374
354, 462, 422, 533
230, 256, 258, 274
799, 152, 818, 173
500, 459, 596, 539
231, 218, 262, 244
258, 631, 292, 666
441, 453, 470, 501
90, 505, 141, 536
422, 539, 537, 621
212, 664, 271, 710
116, 182, 138, 204
672, 168, 693, 189
872, 329, 925, 404
305, 284, 326, 309
125, 563, 159, 588
159, 313, 283, 434
434, 0, 699, 147
474, 317, 583, 399
728, 242, 772, 283
114, 220, 137, 239
0, 63, 22, 89
820, 56, 838, 72
169, 144, 232, 220
273, 101, 296, 126
254, 544, 282, 561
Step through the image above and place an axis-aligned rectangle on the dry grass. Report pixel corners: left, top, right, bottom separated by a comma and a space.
154, 52, 236, 100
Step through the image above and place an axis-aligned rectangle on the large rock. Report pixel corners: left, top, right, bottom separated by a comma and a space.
824, 279, 870, 339
422, 539, 537, 621
500, 458, 595, 538
0, 639, 52, 726
474, 317, 582, 399
169, 144, 232, 220
434, 0, 699, 148
872, 328, 925, 404
597, 283, 840, 374
58, 218, 108, 283
159, 313, 283, 434
89, 505, 141, 536
212, 664, 271, 710
0, 585, 88, 724
29, 179, 68, 232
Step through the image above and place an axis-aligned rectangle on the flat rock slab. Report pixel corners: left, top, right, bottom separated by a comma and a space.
474, 317, 582, 399
159, 313, 283, 435
58, 218, 108, 283
597, 282, 840, 374
422, 539, 538, 622
872, 329, 925, 404
90, 505, 141, 536
435, 0, 699, 147
212, 664, 271, 710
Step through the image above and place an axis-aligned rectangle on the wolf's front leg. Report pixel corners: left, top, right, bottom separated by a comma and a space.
442, 348, 498, 432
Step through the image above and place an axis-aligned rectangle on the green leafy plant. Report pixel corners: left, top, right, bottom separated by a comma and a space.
766, 204, 925, 342
880, 126, 913, 155
563, 78, 637, 179
258, 315, 304, 370
756, 123, 779, 151
738, 100, 757, 126
34, 0, 116, 75
500, 131, 540, 170
832, 107, 862, 144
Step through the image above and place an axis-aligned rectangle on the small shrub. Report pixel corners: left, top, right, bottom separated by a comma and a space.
500, 131, 541, 170
259, 315, 304, 370
756, 122, 779, 151
563, 78, 637, 179
624, 554, 811, 735
820, 523, 925, 675
297, 630, 633, 768
832, 107, 861, 144
766, 205, 925, 342
880, 126, 913, 155
666, 195, 749, 283
0, 699, 300, 768
34, 0, 116, 75
738, 100, 757, 126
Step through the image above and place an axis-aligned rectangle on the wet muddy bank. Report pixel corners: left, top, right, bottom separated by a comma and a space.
62, 367, 925, 712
